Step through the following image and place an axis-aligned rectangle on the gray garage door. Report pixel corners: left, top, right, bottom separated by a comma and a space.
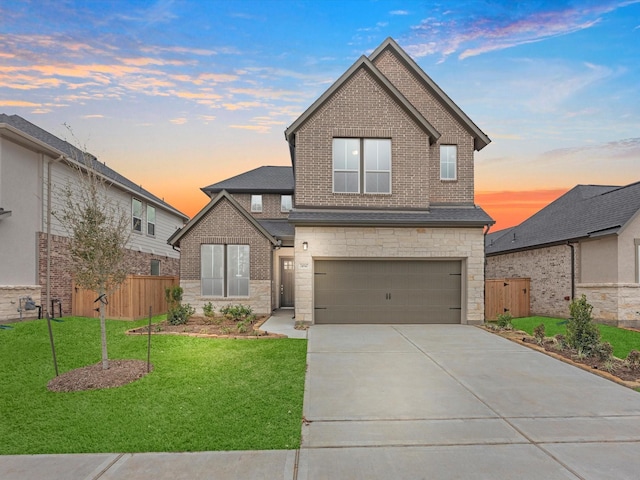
314, 260, 462, 324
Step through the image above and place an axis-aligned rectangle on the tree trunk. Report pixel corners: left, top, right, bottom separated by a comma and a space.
99, 286, 109, 370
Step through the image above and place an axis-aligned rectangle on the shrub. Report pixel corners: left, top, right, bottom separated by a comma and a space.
202, 302, 215, 318
220, 304, 255, 323
496, 312, 513, 329
533, 323, 546, 345
566, 295, 600, 356
595, 341, 614, 362
167, 304, 195, 326
554, 334, 566, 350
165, 285, 183, 310
626, 350, 640, 370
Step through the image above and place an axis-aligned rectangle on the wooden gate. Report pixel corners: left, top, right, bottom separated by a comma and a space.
72, 275, 178, 320
485, 278, 530, 320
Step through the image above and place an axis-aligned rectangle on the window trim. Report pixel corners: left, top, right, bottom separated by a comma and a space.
280, 194, 293, 212
146, 205, 156, 237
440, 144, 457, 181
333, 137, 391, 194
251, 195, 263, 213
201, 244, 250, 298
132, 198, 143, 233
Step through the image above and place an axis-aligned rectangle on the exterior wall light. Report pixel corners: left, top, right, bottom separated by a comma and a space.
302, 241, 308, 251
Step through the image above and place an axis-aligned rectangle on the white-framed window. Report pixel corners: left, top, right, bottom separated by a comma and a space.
201, 244, 250, 297
251, 195, 263, 212
132, 198, 143, 232
147, 205, 156, 236
281, 194, 293, 212
333, 138, 391, 194
440, 145, 457, 180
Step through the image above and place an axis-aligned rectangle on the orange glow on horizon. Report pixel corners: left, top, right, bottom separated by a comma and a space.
476, 188, 568, 231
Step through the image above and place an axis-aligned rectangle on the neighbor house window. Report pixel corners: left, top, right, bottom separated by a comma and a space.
440, 145, 457, 180
201, 244, 250, 297
147, 205, 156, 236
333, 138, 391, 194
251, 195, 262, 212
281, 194, 292, 212
132, 198, 143, 232
150, 259, 160, 276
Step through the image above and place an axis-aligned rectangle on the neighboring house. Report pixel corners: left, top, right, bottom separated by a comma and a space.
169, 37, 494, 325
0, 114, 188, 321
486, 182, 640, 328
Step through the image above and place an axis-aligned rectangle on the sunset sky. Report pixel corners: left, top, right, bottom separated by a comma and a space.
2, 0, 639, 232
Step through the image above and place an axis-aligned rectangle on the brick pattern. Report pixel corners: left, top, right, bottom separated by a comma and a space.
36, 232, 180, 317
295, 68, 429, 209
232, 193, 291, 218
486, 245, 578, 319
181, 279, 272, 315
0, 286, 41, 322
373, 49, 475, 205
578, 284, 640, 328
294, 226, 486, 325
178, 198, 272, 282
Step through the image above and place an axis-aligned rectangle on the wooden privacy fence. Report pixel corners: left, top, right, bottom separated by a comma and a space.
72, 275, 179, 320
485, 278, 531, 320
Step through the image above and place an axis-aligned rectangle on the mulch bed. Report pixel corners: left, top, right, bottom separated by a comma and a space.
126, 315, 285, 339
484, 327, 640, 389
47, 359, 152, 392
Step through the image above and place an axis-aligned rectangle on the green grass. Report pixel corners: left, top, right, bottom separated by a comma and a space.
512, 316, 640, 359
0, 316, 307, 454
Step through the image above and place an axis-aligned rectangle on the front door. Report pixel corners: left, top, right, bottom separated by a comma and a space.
280, 257, 295, 307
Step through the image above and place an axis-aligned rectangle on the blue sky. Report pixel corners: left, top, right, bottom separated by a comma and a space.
2, 0, 639, 229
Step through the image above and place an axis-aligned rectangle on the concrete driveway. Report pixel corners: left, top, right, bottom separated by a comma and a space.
299, 324, 640, 479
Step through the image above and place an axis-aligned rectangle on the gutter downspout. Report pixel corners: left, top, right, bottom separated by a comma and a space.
483, 224, 492, 323
567, 242, 576, 300
46, 155, 64, 317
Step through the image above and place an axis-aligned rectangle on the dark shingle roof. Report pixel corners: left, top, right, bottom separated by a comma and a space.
257, 219, 295, 239
486, 182, 640, 255
0, 114, 187, 219
201, 166, 294, 195
289, 206, 494, 227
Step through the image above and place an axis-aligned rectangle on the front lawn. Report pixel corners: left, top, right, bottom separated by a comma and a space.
0, 316, 307, 454
512, 316, 640, 359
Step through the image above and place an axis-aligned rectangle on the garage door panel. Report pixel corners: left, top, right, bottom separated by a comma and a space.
314, 260, 462, 324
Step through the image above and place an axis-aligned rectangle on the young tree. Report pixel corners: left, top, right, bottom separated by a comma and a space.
53, 128, 131, 370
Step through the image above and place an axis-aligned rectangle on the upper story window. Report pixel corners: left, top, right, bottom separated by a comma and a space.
132, 198, 143, 232
333, 138, 391, 194
440, 145, 457, 181
251, 195, 263, 212
281, 194, 293, 212
147, 205, 156, 236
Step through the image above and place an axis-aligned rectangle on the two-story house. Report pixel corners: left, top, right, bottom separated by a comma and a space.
0, 114, 189, 321
169, 38, 494, 325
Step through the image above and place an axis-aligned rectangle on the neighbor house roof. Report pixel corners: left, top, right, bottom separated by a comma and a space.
167, 190, 278, 248
201, 166, 294, 196
289, 205, 494, 227
0, 114, 188, 220
486, 182, 640, 255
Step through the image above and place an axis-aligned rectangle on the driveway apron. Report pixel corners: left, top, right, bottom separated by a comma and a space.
298, 324, 640, 480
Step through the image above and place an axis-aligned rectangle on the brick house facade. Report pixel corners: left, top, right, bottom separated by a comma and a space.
171, 38, 493, 324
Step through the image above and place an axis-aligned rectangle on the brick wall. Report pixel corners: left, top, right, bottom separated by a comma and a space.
486, 245, 578, 318
232, 193, 291, 218
37, 232, 180, 317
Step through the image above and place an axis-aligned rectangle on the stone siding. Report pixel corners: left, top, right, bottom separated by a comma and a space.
294, 226, 485, 325
486, 245, 577, 318
0, 285, 41, 322
181, 279, 272, 316
577, 284, 640, 328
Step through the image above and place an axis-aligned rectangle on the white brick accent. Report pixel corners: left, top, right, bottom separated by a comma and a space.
181, 279, 272, 316
0, 285, 41, 322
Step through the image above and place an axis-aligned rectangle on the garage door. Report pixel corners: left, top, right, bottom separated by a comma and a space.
314, 260, 462, 324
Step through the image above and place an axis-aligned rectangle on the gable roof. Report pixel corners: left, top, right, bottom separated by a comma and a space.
369, 38, 491, 151
284, 51, 440, 161
201, 166, 294, 196
0, 114, 188, 220
486, 182, 640, 255
167, 190, 278, 248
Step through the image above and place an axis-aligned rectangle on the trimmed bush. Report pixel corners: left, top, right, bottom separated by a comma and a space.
566, 295, 600, 356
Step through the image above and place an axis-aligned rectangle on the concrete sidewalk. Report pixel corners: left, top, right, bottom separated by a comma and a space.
2, 324, 640, 479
